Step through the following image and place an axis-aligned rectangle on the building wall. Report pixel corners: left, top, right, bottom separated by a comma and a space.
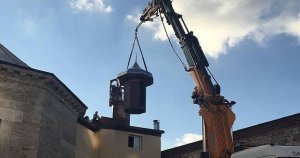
36, 91, 79, 158
0, 64, 86, 158
0, 70, 43, 158
235, 125, 300, 146
110, 129, 161, 158
178, 151, 200, 158
75, 126, 162, 158
161, 141, 203, 158
75, 124, 100, 158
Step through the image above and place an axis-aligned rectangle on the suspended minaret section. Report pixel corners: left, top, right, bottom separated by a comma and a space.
109, 60, 153, 123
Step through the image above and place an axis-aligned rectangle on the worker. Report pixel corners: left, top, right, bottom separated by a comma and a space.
92, 111, 101, 122
84, 116, 90, 122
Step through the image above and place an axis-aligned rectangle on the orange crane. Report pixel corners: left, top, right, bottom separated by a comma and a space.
140, 0, 236, 157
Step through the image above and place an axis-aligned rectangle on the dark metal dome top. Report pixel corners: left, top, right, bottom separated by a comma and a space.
117, 61, 153, 86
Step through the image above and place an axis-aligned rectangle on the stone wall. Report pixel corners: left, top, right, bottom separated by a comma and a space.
37, 91, 79, 158
0, 62, 86, 158
234, 114, 300, 146
236, 125, 300, 146
161, 140, 203, 158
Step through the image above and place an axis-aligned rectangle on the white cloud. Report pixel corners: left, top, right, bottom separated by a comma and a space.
127, 0, 300, 58
175, 133, 202, 146
70, 0, 112, 13
24, 19, 36, 35
126, 14, 140, 24
126, 12, 174, 40
17, 18, 37, 36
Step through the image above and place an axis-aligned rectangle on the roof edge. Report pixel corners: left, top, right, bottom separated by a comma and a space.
0, 60, 88, 114
77, 116, 164, 137
0, 43, 29, 67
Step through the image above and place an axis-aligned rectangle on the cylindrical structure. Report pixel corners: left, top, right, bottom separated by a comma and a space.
123, 79, 146, 114
117, 61, 153, 114
153, 120, 160, 130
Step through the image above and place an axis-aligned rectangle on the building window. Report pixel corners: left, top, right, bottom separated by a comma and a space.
128, 135, 142, 149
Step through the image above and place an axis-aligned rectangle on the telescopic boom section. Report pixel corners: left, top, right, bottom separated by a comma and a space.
141, 0, 236, 158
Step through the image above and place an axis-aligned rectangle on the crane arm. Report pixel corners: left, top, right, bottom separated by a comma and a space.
141, 1, 236, 158
141, 0, 214, 99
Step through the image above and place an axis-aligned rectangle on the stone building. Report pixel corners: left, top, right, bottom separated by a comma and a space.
161, 113, 300, 158
0, 43, 164, 158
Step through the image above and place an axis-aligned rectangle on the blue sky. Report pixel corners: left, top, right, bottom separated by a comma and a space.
0, 0, 300, 150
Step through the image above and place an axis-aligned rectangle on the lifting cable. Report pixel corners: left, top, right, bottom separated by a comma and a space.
127, 10, 219, 86
126, 21, 149, 73
159, 12, 188, 71
159, 11, 220, 85
206, 67, 219, 86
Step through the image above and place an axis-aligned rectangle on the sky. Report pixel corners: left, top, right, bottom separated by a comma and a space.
0, 0, 300, 150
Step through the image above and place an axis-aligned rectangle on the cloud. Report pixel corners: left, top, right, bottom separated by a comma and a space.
70, 0, 112, 13
17, 18, 37, 36
23, 19, 36, 35
127, 0, 300, 58
126, 12, 173, 40
175, 133, 202, 146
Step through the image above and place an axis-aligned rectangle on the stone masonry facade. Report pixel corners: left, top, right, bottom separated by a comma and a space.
0, 61, 87, 158
233, 113, 300, 146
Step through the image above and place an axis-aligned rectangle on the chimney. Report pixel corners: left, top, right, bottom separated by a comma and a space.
153, 120, 160, 130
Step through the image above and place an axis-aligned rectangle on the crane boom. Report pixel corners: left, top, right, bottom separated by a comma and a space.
140, 0, 236, 158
